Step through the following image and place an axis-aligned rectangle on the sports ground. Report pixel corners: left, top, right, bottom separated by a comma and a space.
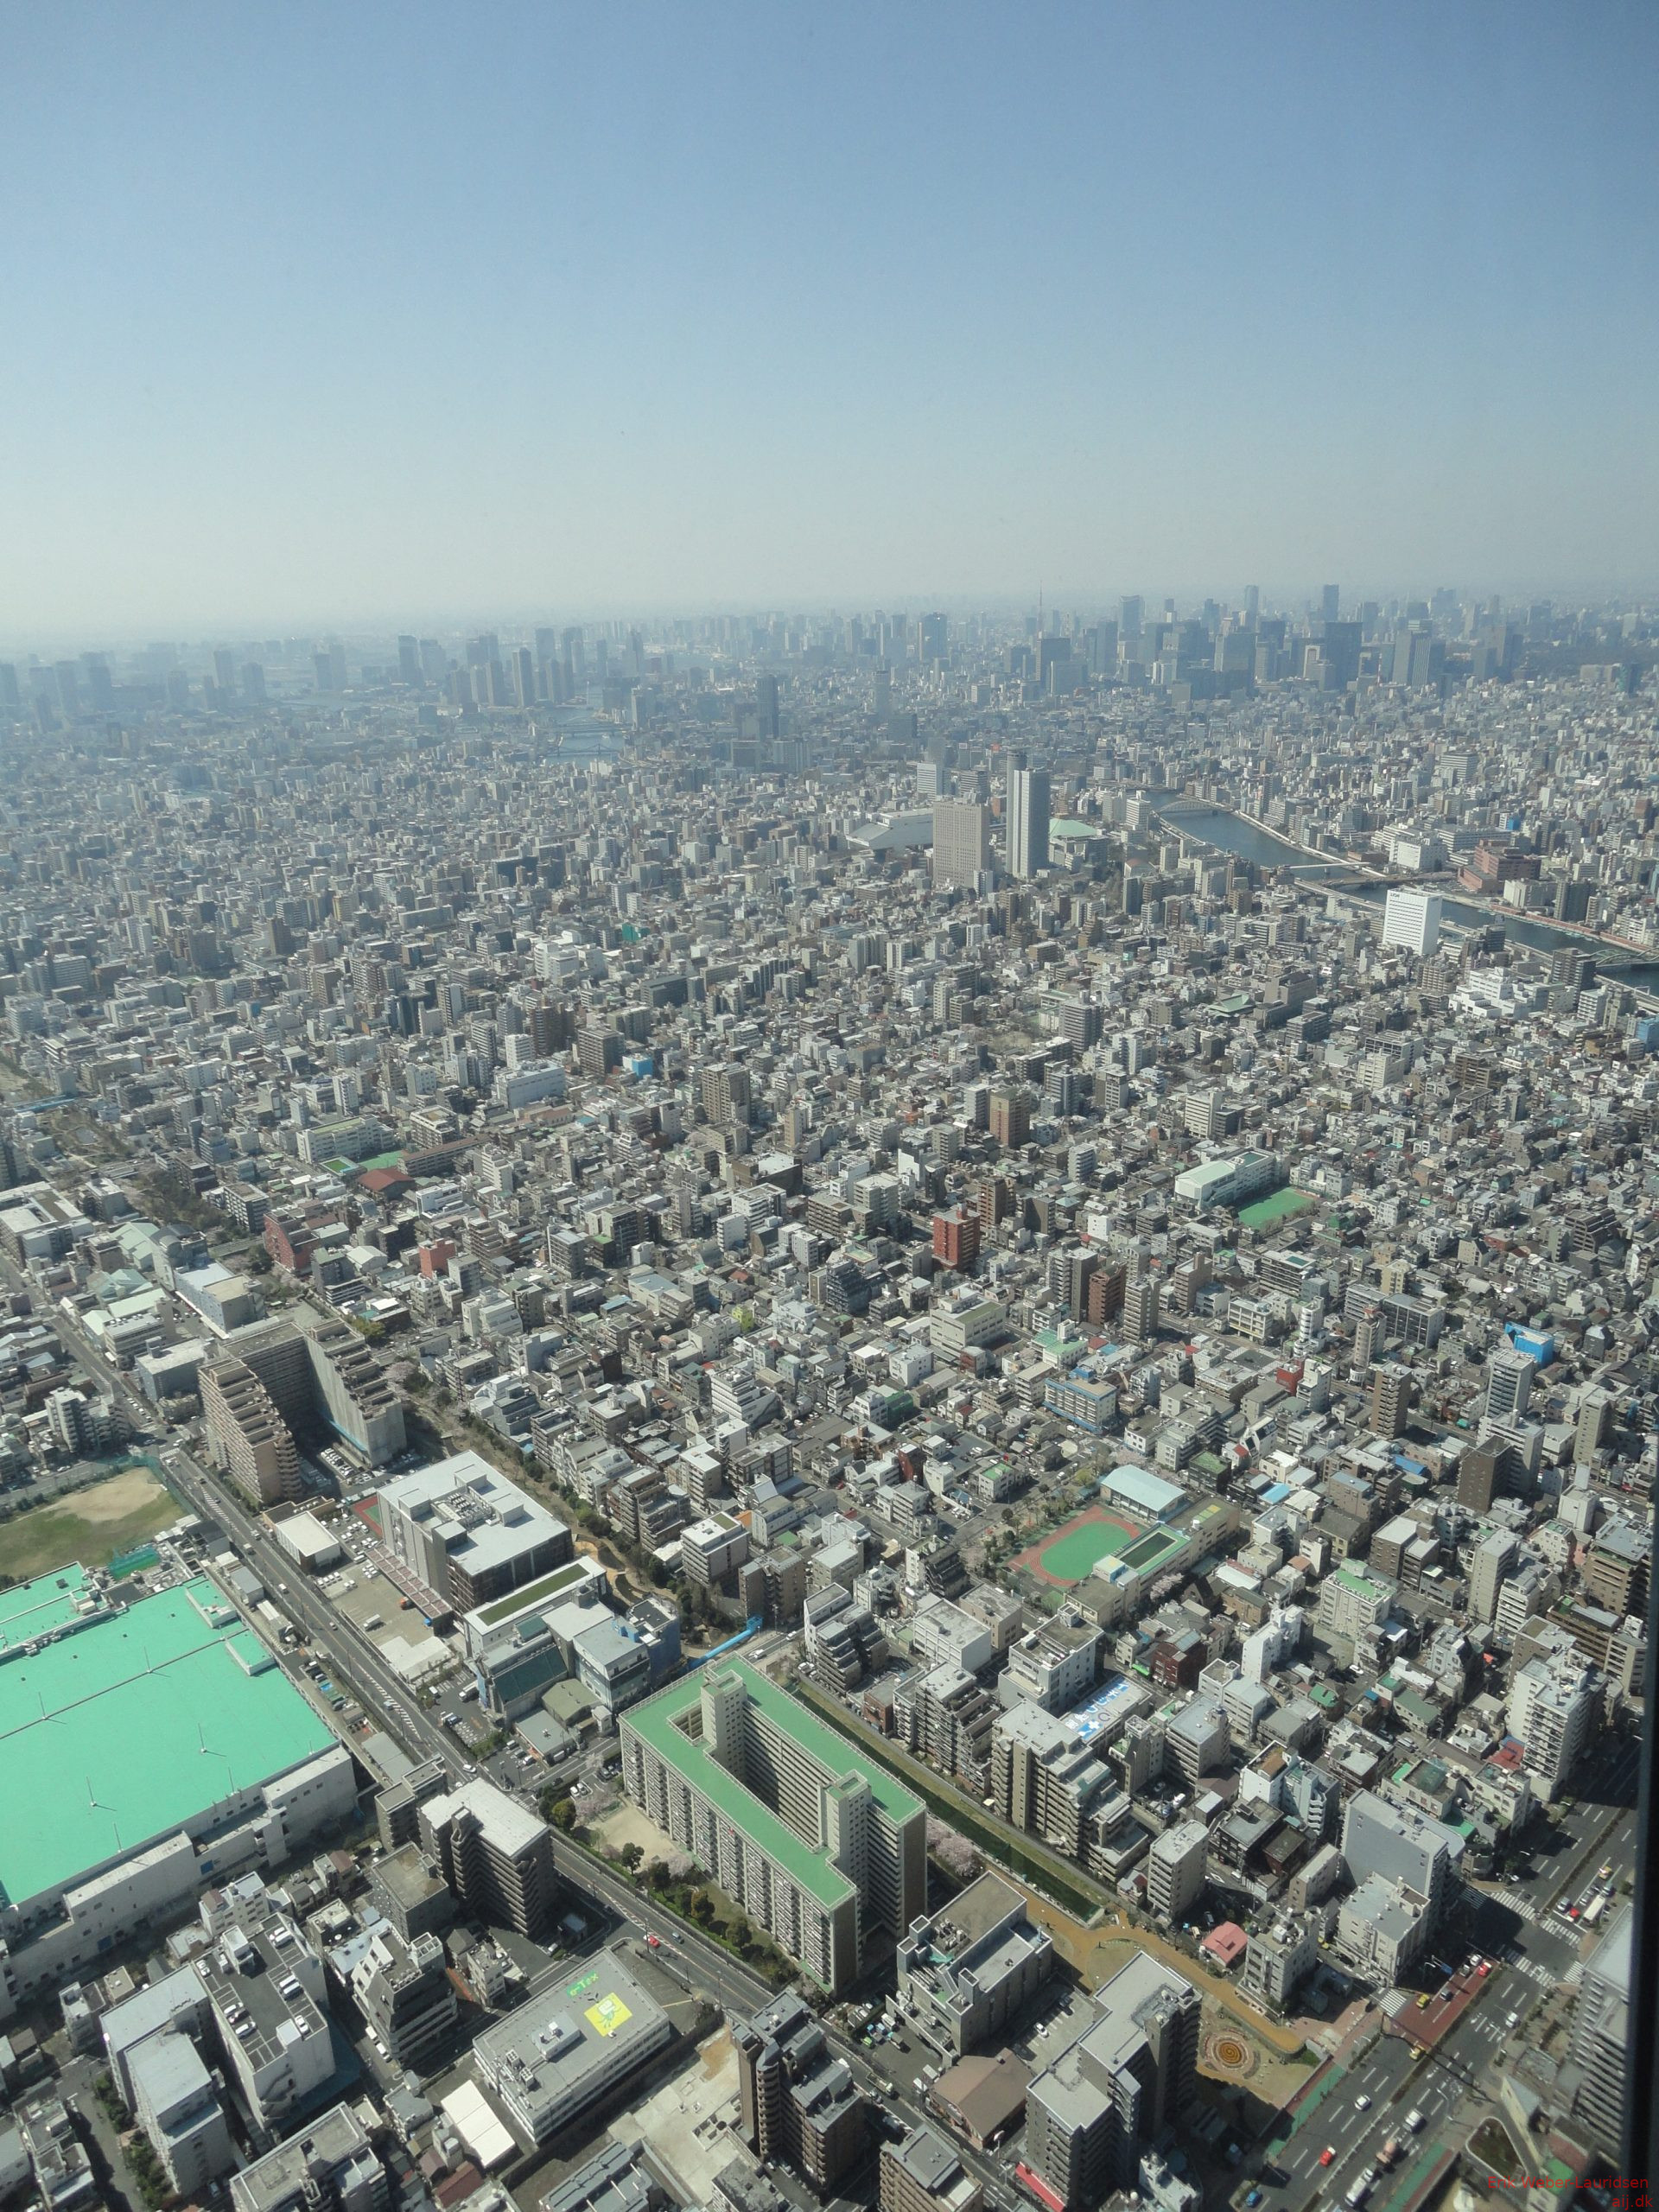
1013, 1502, 1143, 1586
1236, 1187, 1315, 1230
0, 1463, 180, 1585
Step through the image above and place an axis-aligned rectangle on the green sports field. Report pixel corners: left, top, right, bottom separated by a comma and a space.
1236, 1187, 1315, 1230
1014, 1504, 1141, 1586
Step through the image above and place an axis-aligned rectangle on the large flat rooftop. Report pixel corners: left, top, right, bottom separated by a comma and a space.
0, 1564, 95, 1651
0, 1573, 335, 1914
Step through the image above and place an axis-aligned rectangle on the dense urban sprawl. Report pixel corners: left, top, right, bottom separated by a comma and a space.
0, 592, 1654, 2212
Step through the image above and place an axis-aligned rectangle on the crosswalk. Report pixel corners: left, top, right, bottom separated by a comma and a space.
1502, 1949, 1554, 1989
1483, 1882, 1544, 1923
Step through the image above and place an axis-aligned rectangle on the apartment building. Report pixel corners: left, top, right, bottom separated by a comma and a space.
897, 1872, 1054, 2056
1339, 1790, 1459, 1927
197, 1909, 332, 2142
734, 1991, 866, 2192
128, 2032, 233, 2196
1564, 1902, 1631, 2161
1505, 1651, 1599, 1792
350, 1929, 457, 2071
202, 1357, 301, 1506
680, 1510, 750, 1587
1146, 1821, 1208, 1923
1023, 1955, 1199, 2210
229, 2104, 387, 2212
620, 1662, 925, 1994
419, 1777, 557, 1940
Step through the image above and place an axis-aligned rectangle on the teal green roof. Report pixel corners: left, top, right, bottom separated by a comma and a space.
622, 1658, 920, 1910
0, 1575, 335, 1913
0, 1565, 93, 1652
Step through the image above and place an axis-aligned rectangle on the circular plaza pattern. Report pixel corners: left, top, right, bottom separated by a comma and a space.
1202, 2029, 1257, 2080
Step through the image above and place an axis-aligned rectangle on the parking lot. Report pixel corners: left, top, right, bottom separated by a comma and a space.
310, 1522, 455, 1681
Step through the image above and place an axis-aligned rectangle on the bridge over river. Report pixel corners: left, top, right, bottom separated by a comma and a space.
1151, 801, 1659, 1000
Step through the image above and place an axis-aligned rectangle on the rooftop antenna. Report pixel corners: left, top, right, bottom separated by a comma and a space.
86, 1776, 119, 1845
199, 1726, 236, 1794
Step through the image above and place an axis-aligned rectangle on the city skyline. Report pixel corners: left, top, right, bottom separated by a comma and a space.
3, 0, 1656, 636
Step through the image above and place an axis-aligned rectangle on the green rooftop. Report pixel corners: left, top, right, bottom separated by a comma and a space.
475, 1558, 593, 1624
1118, 1526, 1185, 1573
622, 1658, 921, 1911
0, 1565, 93, 1652
0, 1574, 335, 1914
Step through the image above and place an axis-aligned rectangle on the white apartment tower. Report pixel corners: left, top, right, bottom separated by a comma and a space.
1007, 752, 1051, 880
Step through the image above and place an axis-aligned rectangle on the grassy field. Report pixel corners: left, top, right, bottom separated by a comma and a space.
0, 1465, 180, 1583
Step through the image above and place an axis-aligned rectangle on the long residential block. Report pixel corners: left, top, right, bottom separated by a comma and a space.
620, 1659, 925, 1993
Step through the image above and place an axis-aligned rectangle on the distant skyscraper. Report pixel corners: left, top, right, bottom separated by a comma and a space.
82, 654, 114, 711
1007, 751, 1050, 880
757, 673, 780, 741
917, 613, 948, 665
1382, 888, 1443, 957
931, 800, 989, 890
1320, 583, 1340, 624
1244, 584, 1260, 625
241, 662, 266, 705
1119, 594, 1143, 647
512, 646, 536, 710
212, 648, 238, 696
397, 636, 422, 688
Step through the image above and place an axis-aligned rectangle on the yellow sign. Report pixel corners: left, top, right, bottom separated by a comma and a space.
585, 1994, 632, 2038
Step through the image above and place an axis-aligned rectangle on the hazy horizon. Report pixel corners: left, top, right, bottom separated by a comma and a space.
3, 0, 1656, 641
5, 575, 1656, 664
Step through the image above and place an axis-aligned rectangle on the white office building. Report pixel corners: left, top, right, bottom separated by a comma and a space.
1382, 887, 1443, 957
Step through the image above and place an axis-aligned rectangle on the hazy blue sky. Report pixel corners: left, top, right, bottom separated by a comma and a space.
3, 0, 1656, 639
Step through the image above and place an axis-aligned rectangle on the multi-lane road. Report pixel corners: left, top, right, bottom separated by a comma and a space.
0, 1260, 464, 1778
1252, 1738, 1639, 2212
18, 1273, 1025, 2202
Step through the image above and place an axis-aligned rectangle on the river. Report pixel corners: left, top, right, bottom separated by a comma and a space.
1164, 808, 1659, 992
